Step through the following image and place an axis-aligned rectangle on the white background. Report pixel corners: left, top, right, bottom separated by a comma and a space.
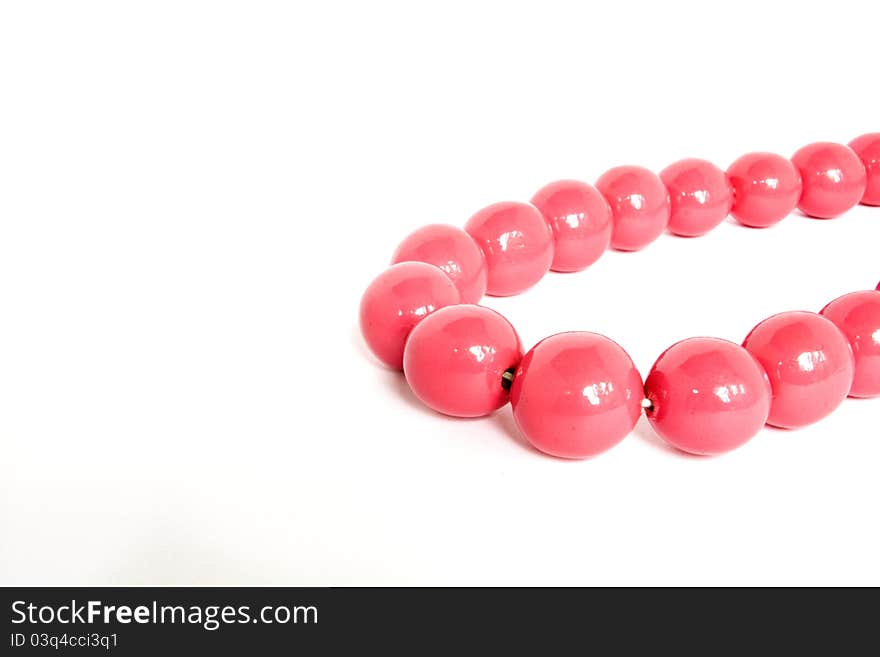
2, 1, 878, 586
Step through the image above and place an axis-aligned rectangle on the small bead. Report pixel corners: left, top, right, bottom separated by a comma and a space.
595, 165, 670, 251
848, 133, 880, 206
403, 304, 522, 417
743, 311, 854, 429
660, 158, 733, 237
791, 142, 867, 218
727, 152, 802, 228
644, 338, 772, 455
530, 180, 612, 272
359, 262, 460, 370
391, 224, 487, 303
464, 201, 554, 296
509, 332, 643, 459
820, 290, 880, 398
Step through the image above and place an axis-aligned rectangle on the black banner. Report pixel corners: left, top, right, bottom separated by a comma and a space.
1, 587, 876, 653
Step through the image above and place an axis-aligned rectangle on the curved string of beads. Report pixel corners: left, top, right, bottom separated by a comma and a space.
360, 134, 880, 459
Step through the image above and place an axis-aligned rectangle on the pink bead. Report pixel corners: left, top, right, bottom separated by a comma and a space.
509, 332, 643, 459
464, 201, 554, 296
359, 262, 460, 370
660, 158, 733, 237
391, 224, 487, 304
403, 304, 522, 417
820, 290, 880, 398
530, 180, 612, 272
848, 133, 880, 206
727, 152, 802, 228
644, 338, 772, 455
743, 311, 855, 429
791, 142, 867, 218
595, 165, 670, 251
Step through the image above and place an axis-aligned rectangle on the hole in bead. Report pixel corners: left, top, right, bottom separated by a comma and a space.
501, 367, 516, 392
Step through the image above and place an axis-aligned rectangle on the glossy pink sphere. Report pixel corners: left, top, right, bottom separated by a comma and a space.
391, 224, 487, 303
403, 304, 522, 417
727, 152, 803, 228
820, 290, 880, 398
509, 332, 643, 459
595, 165, 670, 251
464, 201, 554, 296
848, 133, 880, 206
359, 262, 460, 370
644, 338, 772, 455
660, 158, 733, 237
791, 142, 867, 218
743, 311, 855, 429
530, 180, 612, 272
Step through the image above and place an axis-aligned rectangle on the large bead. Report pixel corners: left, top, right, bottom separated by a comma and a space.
359, 262, 460, 369
403, 304, 522, 417
660, 158, 733, 237
530, 180, 612, 272
644, 337, 771, 455
820, 290, 880, 398
509, 332, 643, 459
743, 311, 854, 428
727, 152, 802, 228
464, 201, 554, 296
595, 165, 670, 251
791, 142, 867, 218
848, 133, 880, 206
392, 224, 487, 304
